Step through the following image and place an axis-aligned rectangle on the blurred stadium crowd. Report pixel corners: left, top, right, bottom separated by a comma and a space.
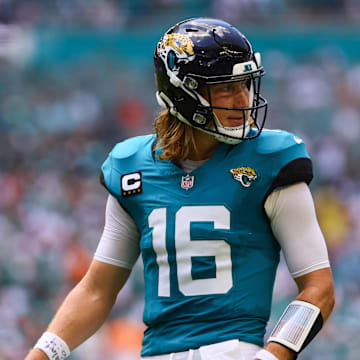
1, 0, 360, 26
1, 1, 360, 360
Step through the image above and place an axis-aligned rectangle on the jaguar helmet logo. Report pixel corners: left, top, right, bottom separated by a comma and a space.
162, 33, 194, 56
158, 33, 195, 73
230, 166, 258, 188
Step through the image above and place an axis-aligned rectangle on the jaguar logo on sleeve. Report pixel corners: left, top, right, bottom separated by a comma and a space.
230, 166, 258, 188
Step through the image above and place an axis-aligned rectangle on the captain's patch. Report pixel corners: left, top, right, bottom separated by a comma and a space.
121, 172, 142, 197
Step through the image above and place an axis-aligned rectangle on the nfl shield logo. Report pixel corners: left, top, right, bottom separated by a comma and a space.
181, 174, 194, 190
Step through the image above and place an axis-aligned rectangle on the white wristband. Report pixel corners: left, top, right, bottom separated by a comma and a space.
254, 349, 279, 360
34, 332, 71, 360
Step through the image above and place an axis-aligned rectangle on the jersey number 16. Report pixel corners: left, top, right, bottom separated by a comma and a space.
148, 205, 233, 297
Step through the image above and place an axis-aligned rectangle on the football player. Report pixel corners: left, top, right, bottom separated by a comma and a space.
26, 18, 334, 360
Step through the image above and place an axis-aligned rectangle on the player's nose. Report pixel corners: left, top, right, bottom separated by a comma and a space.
233, 87, 249, 108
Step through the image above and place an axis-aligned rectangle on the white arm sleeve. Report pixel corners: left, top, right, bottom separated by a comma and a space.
265, 182, 330, 278
94, 194, 140, 269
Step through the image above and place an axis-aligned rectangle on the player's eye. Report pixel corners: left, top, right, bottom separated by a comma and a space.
215, 84, 233, 94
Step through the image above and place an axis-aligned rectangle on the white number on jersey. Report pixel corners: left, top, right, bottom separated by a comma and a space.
148, 206, 232, 297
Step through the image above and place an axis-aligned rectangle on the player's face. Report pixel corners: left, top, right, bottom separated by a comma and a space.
206, 81, 250, 127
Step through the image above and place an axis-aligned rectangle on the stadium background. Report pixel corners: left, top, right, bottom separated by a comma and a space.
1, 1, 360, 359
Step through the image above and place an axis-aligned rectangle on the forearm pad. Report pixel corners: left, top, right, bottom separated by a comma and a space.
268, 300, 323, 354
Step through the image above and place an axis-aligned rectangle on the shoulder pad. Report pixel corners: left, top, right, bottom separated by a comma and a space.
256, 129, 305, 154
109, 134, 155, 160
101, 134, 155, 198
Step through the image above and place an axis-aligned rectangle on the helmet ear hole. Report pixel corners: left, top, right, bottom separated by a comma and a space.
167, 50, 177, 70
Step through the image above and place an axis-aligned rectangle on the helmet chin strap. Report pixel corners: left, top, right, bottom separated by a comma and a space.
211, 112, 250, 145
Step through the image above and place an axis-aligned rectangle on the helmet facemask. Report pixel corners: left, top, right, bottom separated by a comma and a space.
188, 58, 267, 144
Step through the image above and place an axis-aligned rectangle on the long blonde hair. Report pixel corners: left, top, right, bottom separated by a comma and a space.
153, 110, 198, 162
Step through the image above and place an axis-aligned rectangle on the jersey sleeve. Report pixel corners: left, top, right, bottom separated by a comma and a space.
259, 131, 313, 198
100, 149, 122, 198
267, 157, 313, 198
99, 135, 155, 200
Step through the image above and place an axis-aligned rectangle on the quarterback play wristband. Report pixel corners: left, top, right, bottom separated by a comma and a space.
268, 300, 323, 353
34, 332, 70, 360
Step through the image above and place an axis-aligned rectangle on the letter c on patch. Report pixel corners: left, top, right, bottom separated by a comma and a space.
122, 172, 141, 191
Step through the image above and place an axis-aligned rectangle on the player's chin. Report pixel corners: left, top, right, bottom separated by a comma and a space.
222, 118, 245, 127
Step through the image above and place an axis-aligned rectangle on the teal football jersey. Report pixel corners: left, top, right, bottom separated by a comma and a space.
101, 129, 313, 356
